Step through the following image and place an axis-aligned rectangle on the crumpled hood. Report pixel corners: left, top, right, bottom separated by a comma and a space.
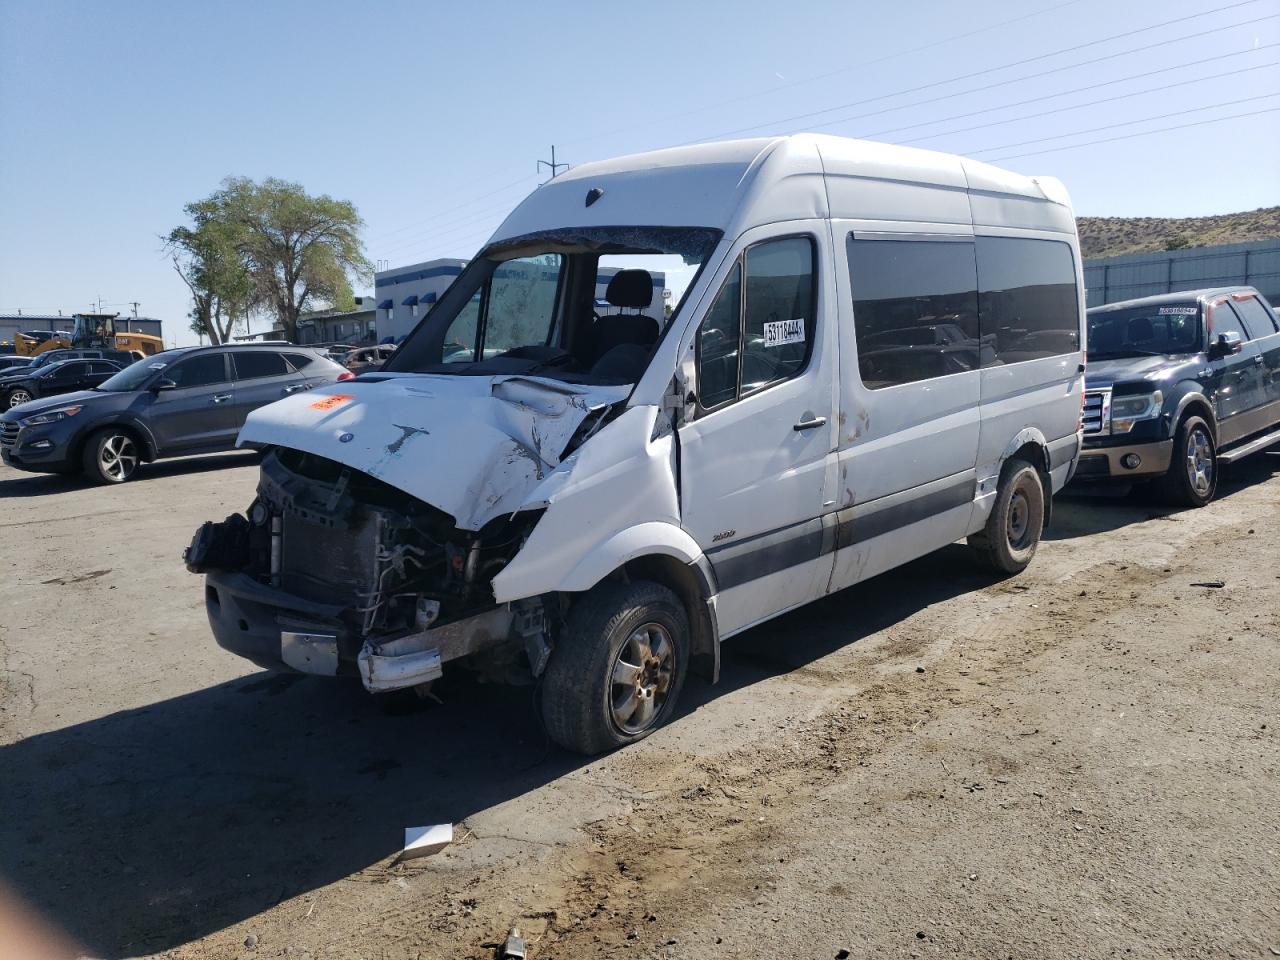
1085, 353, 1202, 390
237, 374, 630, 530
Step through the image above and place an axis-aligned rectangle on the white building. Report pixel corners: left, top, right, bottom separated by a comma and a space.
374, 258, 665, 343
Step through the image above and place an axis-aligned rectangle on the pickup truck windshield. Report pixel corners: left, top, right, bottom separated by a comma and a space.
388, 226, 722, 385
1087, 303, 1202, 358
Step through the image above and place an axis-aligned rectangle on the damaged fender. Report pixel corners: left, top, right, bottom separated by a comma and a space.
492, 405, 692, 601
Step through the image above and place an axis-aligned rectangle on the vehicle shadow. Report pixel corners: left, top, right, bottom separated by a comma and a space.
0, 451, 258, 498
0, 546, 995, 957
1047, 446, 1280, 541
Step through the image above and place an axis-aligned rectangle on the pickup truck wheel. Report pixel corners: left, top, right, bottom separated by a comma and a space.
540, 580, 690, 755
968, 457, 1044, 575
82, 428, 140, 484
1156, 415, 1216, 508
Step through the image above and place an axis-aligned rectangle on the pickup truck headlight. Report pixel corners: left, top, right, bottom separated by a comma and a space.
19, 405, 82, 427
1110, 391, 1162, 433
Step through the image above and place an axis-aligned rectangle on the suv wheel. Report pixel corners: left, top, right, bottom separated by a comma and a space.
6, 388, 33, 408
83, 428, 140, 484
540, 580, 690, 755
968, 457, 1045, 575
1156, 415, 1216, 508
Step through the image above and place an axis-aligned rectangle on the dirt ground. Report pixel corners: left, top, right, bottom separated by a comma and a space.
1, 449, 1277, 960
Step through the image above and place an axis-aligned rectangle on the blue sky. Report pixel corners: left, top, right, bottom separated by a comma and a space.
1, 0, 1277, 346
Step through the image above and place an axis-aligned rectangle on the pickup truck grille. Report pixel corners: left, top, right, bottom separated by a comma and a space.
1082, 390, 1110, 436
0, 421, 18, 449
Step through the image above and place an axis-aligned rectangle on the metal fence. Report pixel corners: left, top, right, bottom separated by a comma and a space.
1083, 238, 1280, 307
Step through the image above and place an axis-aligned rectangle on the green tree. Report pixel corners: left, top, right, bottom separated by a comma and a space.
166, 200, 256, 345
214, 177, 371, 342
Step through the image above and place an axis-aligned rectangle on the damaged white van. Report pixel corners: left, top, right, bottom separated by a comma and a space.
186, 134, 1085, 754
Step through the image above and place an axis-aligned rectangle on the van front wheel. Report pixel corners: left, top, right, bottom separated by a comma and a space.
540, 580, 690, 755
969, 458, 1045, 575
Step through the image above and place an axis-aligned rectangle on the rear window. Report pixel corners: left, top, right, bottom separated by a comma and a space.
283, 352, 318, 371
233, 351, 289, 380
976, 237, 1080, 363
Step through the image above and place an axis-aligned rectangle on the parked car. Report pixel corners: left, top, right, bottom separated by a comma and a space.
0, 356, 33, 373
0, 348, 137, 388
184, 133, 1085, 755
0, 344, 353, 483
344, 343, 396, 375
1075, 287, 1280, 505
4, 358, 123, 408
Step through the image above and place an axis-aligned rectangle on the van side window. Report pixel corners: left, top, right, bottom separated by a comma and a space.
697, 262, 741, 408
976, 237, 1079, 363
696, 236, 816, 410
741, 237, 816, 397
847, 237, 980, 389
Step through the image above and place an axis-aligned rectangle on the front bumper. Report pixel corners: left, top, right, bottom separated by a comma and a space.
204, 570, 521, 690
0, 422, 77, 472
1072, 438, 1174, 481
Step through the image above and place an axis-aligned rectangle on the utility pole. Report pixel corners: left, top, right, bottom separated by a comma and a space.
537, 145, 568, 183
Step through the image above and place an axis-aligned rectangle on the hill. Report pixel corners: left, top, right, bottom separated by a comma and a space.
1076, 206, 1280, 259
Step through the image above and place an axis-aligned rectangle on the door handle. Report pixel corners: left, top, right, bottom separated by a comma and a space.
211, 393, 232, 403
284, 382, 313, 394
1253, 355, 1264, 365
793, 416, 827, 431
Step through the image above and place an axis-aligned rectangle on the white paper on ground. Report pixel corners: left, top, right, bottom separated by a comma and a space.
401, 823, 453, 860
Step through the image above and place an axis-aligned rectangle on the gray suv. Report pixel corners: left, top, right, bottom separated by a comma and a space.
0, 344, 351, 483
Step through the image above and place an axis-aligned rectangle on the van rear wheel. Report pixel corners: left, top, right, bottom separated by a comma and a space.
540, 580, 690, 755
969, 457, 1044, 575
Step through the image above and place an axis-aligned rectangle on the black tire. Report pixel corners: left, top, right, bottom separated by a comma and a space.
1154, 414, 1216, 508
540, 579, 690, 755
81, 427, 141, 484
968, 457, 1045, 575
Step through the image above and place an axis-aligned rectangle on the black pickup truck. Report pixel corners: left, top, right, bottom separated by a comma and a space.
1075, 286, 1280, 506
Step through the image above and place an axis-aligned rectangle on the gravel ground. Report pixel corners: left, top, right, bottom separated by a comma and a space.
0, 449, 1277, 960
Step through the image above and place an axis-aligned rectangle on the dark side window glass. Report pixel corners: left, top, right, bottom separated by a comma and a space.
697, 262, 742, 408
1208, 301, 1249, 343
696, 236, 816, 410
1231, 296, 1278, 336
848, 237, 980, 389
976, 237, 1079, 362
169, 354, 228, 388
283, 352, 316, 371
233, 351, 289, 380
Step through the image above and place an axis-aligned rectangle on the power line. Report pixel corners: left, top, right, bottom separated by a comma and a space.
987, 104, 1280, 161
892, 59, 1280, 147
828, 42, 1280, 142
969, 91, 1280, 155
558, 0, 1089, 149
366, 172, 537, 244
689, 3, 1276, 143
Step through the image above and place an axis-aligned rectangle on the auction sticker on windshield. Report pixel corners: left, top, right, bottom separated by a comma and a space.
763, 318, 805, 347
310, 394, 354, 411
1158, 307, 1198, 315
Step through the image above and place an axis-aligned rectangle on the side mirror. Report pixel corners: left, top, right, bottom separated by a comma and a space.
151, 378, 177, 392
1209, 331, 1243, 359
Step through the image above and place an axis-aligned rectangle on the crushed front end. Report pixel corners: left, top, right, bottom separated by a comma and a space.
185, 447, 550, 694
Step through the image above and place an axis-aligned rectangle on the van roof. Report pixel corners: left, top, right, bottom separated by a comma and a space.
490, 133, 1075, 247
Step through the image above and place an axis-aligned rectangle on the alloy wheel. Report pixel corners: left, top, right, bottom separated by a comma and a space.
8, 390, 32, 408
99, 434, 138, 481
610, 623, 676, 735
1185, 426, 1214, 497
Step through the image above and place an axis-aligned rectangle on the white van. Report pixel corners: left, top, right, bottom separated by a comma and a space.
187, 134, 1085, 754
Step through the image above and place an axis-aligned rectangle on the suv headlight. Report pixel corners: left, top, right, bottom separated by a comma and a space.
1110, 391, 1162, 433
19, 405, 82, 427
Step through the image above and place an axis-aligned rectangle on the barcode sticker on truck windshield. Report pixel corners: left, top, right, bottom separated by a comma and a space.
1158, 306, 1198, 315
763, 318, 805, 347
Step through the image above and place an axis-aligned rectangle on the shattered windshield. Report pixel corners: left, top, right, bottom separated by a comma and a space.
1087, 303, 1202, 358
388, 226, 722, 385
